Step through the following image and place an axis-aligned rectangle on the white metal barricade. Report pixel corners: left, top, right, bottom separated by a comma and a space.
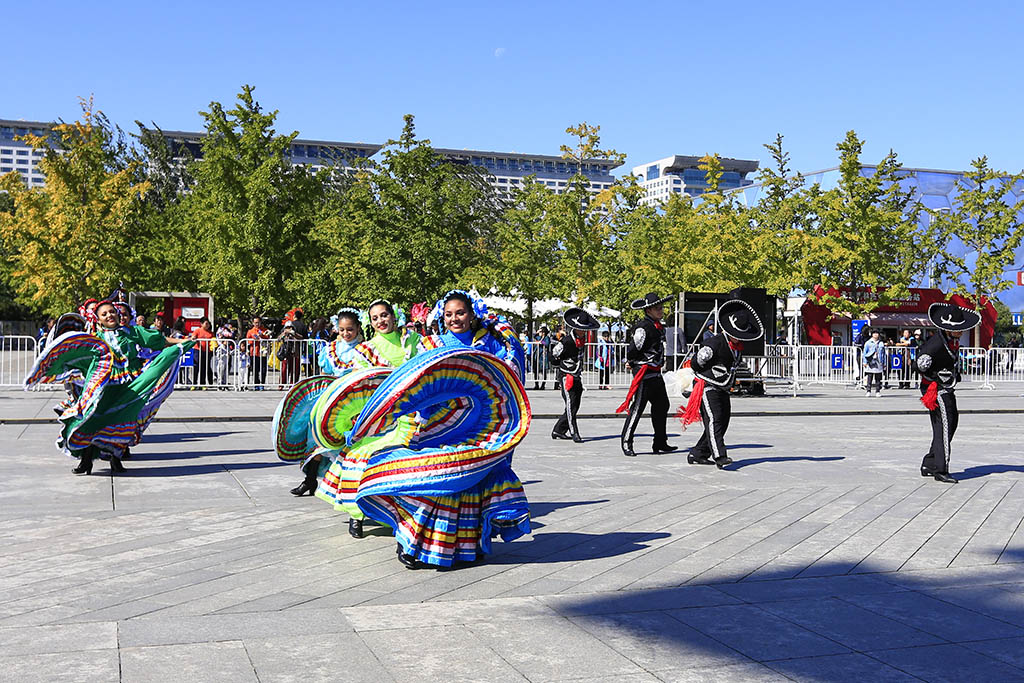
0, 335, 39, 387
233, 338, 326, 391
171, 338, 243, 390
958, 346, 988, 385
794, 345, 859, 388
984, 347, 1023, 387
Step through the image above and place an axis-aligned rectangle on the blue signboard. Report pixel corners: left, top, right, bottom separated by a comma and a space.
1014, 313, 1024, 326
851, 319, 869, 341
890, 354, 903, 370
180, 349, 195, 367
831, 354, 844, 369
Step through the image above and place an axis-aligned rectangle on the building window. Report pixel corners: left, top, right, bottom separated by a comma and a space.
17, 150, 29, 156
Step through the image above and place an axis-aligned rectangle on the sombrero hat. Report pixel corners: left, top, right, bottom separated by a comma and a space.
563, 307, 600, 331
630, 293, 672, 310
718, 299, 764, 342
927, 303, 981, 332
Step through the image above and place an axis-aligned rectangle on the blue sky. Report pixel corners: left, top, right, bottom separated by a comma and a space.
5, 1, 1022, 176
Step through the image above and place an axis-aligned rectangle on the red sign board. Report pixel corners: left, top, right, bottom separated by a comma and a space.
1017, 271, 1024, 286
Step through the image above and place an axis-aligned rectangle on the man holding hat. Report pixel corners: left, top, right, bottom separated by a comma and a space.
550, 307, 600, 443
617, 293, 677, 457
916, 302, 980, 484
680, 299, 764, 469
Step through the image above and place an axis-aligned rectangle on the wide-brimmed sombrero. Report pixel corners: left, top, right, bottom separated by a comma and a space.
718, 299, 764, 342
928, 303, 981, 332
630, 293, 672, 310
563, 307, 600, 331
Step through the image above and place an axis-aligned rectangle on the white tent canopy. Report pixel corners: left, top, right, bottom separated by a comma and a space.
479, 289, 620, 319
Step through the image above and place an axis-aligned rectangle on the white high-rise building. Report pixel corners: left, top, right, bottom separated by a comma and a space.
633, 155, 759, 206
434, 148, 623, 198
0, 119, 51, 187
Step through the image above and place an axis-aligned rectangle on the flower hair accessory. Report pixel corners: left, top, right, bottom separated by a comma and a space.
335, 307, 369, 329
410, 302, 430, 324
434, 289, 489, 322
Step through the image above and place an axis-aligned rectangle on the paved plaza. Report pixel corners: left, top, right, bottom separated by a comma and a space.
1, 385, 1024, 682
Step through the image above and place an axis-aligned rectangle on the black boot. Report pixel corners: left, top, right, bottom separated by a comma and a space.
551, 432, 571, 440
714, 456, 733, 470
109, 457, 126, 474
653, 442, 678, 454
688, 453, 713, 465
622, 442, 636, 457
396, 542, 421, 569
348, 518, 364, 539
933, 472, 958, 484
572, 434, 584, 444
290, 461, 318, 496
72, 452, 93, 475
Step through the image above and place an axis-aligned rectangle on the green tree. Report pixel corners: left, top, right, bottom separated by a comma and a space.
800, 131, 933, 316
466, 177, 560, 335
177, 85, 326, 314
930, 157, 1024, 309
553, 122, 627, 304
0, 97, 151, 314
314, 114, 501, 308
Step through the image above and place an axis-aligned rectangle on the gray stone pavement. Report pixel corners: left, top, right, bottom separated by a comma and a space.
0, 386, 1023, 682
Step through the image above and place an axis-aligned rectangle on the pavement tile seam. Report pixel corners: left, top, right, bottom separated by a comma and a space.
867, 481, 989, 573
999, 505, 1024, 565
624, 488, 818, 588
861, 642, 1024, 674
798, 482, 936, 577
905, 480, 1018, 571
685, 485, 858, 584
952, 481, 1024, 568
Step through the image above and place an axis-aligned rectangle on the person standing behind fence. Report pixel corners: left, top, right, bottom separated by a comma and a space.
214, 319, 236, 389
191, 318, 215, 388
596, 330, 614, 389
916, 303, 981, 484
863, 329, 886, 397
532, 327, 551, 390
246, 317, 271, 390
276, 321, 301, 388
551, 308, 599, 443
617, 293, 677, 458
895, 329, 917, 389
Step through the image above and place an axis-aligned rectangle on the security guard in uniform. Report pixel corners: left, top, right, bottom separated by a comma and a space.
916, 302, 980, 484
617, 293, 677, 457
550, 307, 600, 443
686, 299, 764, 469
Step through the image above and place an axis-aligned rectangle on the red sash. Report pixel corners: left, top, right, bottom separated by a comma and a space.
677, 378, 705, 429
615, 365, 649, 413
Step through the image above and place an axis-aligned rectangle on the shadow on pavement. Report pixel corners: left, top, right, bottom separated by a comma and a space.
142, 431, 239, 443
545, 560, 1024, 680
116, 461, 290, 477
491, 531, 671, 564
955, 464, 1024, 481
725, 456, 845, 470
529, 499, 610, 520
130, 448, 272, 461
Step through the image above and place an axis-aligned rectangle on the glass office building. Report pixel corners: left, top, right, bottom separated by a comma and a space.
736, 165, 1024, 315
632, 155, 759, 206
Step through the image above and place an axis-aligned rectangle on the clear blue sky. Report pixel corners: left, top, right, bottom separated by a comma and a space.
5, 1, 1022, 175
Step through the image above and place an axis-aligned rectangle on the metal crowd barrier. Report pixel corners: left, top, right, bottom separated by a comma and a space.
0, 335, 39, 387
983, 347, 1024, 387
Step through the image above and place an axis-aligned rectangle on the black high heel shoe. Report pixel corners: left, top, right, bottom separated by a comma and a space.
348, 519, 364, 539
72, 456, 93, 475
289, 479, 316, 496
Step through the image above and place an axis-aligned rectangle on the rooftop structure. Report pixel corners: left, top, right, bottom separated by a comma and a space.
434, 148, 623, 197
633, 154, 760, 205
156, 129, 381, 171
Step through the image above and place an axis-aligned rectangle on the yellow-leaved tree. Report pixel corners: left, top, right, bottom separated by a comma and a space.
0, 97, 151, 314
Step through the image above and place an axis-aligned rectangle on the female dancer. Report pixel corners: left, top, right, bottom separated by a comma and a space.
353, 300, 420, 368
280, 308, 365, 496
352, 289, 530, 569
26, 300, 192, 475
319, 301, 421, 538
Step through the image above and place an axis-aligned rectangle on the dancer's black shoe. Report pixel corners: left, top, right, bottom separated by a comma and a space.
348, 519, 364, 539
932, 472, 958, 484
120, 447, 132, 460
622, 444, 636, 457
72, 456, 93, 475
687, 454, 713, 465
289, 479, 316, 496
714, 456, 733, 470
551, 432, 571, 440
396, 543, 421, 569
653, 443, 678, 454
572, 434, 584, 444
109, 457, 126, 474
